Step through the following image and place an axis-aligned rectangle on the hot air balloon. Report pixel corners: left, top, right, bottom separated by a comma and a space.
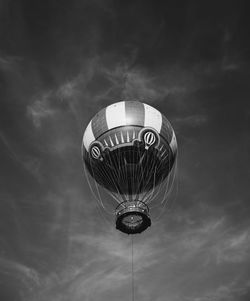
82, 101, 177, 234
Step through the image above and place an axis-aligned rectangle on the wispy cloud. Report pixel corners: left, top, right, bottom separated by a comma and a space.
174, 114, 208, 128
25, 229, 160, 301
26, 56, 204, 129
150, 210, 250, 269
0, 257, 40, 293
212, 229, 250, 264
188, 278, 250, 301
0, 130, 19, 161
70, 231, 159, 270
0, 130, 42, 181
27, 92, 57, 128
0, 55, 23, 72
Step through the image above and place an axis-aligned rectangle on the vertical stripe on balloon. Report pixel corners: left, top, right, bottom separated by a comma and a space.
160, 115, 173, 143
169, 130, 177, 156
83, 120, 95, 151
91, 107, 109, 138
143, 103, 162, 133
125, 101, 144, 126
106, 101, 126, 129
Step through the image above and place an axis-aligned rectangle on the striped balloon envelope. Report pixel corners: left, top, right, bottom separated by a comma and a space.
82, 101, 177, 234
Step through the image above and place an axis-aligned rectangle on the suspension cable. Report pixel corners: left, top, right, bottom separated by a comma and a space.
131, 235, 135, 301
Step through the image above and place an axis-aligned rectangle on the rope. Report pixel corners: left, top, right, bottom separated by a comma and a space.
131, 235, 135, 301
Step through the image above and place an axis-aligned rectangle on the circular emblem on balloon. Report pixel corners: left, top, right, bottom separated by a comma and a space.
138, 128, 160, 150
143, 131, 156, 149
91, 145, 101, 159
89, 141, 105, 160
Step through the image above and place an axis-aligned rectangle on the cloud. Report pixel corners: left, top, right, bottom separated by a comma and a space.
25, 229, 160, 301
157, 217, 225, 263
56, 81, 78, 101
0, 130, 19, 161
155, 210, 250, 267
103, 63, 201, 104
188, 279, 250, 301
27, 92, 56, 128
26, 253, 131, 301
0, 257, 40, 291
174, 114, 208, 128
121, 69, 162, 100
0, 130, 43, 181
25, 54, 208, 136
0, 55, 22, 72
70, 230, 159, 271
212, 229, 250, 264
67, 267, 129, 301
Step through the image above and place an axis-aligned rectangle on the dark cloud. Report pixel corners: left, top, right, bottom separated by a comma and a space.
0, 0, 250, 300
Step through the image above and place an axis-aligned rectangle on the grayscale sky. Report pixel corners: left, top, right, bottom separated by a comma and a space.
0, 1, 250, 300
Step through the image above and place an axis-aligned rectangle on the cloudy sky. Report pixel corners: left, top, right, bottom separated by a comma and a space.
0, 0, 250, 300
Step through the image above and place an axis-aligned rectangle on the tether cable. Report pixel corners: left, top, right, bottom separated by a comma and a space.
131, 235, 135, 301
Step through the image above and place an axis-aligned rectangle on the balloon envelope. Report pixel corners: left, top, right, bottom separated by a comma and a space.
82, 101, 177, 234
